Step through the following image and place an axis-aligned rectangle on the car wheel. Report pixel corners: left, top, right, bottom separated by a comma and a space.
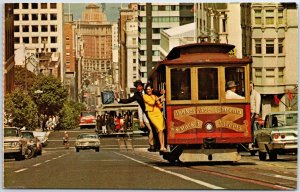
269, 150, 277, 161
95, 148, 100, 152
258, 151, 267, 161
26, 146, 35, 159
76, 148, 80, 152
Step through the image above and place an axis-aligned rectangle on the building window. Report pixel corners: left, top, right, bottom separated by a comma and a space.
278, 67, 284, 83
133, 66, 136, 71
222, 18, 227, 32
41, 3, 47, 9
152, 6, 158, 11
266, 39, 274, 54
66, 36, 70, 41
152, 39, 160, 45
51, 37, 57, 43
51, 48, 57, 52
22, 14, 29, 21
66, 44, 70, 49
278, 9, 283, 25
41, 25, 48, 32
22, 3, 29, 9
255, 39, 262, 54
14, 3, 19, 9
32, 14, 38, 20
14, 26, 20, 32
50, 3, 56, 9
50, 25, 57, 32
14, 37, 20, 44
170, 5, 178, 11
41, 14, 47, 20
158, 5, 166, 11
22, 25, 29, 32
14, 14, 19, 21
153, 28, 160, 34
254, 10, 262, 24
32, 37, 39, 44
23, 37, 29, 43
133, 59, 136, 63
266, 68, 275, 77
133, 51, 137, 56
265, 10, 274, 25
278, 38, 284, 54
50, 14, 57, 20
255, 68, 262, 84
139, 5, 145, 11
32, 3, 38, 9
32, 25, 38, 32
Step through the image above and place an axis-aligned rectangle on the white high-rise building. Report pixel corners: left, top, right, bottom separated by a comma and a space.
13, 3, 64, 80
138, 3, 194, 79
125, 20, 139, 92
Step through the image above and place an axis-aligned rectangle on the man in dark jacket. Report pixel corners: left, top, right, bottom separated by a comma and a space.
119, 80, 163, 151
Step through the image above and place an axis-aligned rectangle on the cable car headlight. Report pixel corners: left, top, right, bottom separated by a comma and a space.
205, 122, 214, 132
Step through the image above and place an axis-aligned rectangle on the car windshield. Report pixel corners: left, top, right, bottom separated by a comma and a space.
78, 134, 98, 139
33, 132, 46, 137
4, 128, 19, 137
22, 132, 34, 139
272, 113, 298, 127
81, 111, 96, 117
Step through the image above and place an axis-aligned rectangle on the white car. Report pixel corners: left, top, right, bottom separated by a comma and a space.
75, 133, 100, 152
32, 131, 49, 147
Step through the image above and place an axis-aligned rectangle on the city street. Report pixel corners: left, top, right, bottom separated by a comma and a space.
4, 128, 297, 190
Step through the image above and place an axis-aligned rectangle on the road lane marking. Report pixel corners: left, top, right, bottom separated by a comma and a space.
115, 152, 224, 190
52, 157, 57, 160
45, 160, 51, 163
15, 168, 28, 173
33, 163, 42, 167
258, 172, 297, 181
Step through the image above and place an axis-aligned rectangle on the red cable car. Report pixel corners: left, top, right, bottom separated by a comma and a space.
149, 43, 252, 163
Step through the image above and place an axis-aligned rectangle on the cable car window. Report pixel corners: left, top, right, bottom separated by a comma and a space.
225, 67, 245, 99
198, 68, 218, 100
170, 68, 191, 100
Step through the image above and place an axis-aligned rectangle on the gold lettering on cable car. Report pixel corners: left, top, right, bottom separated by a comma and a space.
170, 106, 249, 138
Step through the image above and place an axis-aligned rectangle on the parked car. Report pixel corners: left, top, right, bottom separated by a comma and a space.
21, 131, 42, 157
4, 127, 28, 161
32, 131, 49, 147
254, 111, 298, 161
75, 133, 100, 152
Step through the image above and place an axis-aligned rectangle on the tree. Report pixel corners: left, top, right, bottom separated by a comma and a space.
4, 89, 38, 130
14, 66, 37, 90
30, 75, 68, 117
59, 101, 85, 130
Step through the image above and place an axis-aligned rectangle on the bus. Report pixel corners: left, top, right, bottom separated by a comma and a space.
149, 42, 252, 163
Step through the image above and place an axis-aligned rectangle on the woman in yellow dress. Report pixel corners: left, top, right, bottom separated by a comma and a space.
143, 83, 167, 152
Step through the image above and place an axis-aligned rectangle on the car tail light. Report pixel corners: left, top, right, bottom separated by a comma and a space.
273, 134, 279, 139
281, 134, 286, 139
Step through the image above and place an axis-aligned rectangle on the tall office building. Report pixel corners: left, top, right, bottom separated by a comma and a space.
13, 3, 64, 80
76, 4, 113, 107
137, 3, 194, 80
241, 3, 298, 115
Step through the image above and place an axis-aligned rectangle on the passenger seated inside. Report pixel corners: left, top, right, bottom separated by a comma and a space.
225, 81, 245, 99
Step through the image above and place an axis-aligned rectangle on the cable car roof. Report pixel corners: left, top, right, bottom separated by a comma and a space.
162, 42, 252, 65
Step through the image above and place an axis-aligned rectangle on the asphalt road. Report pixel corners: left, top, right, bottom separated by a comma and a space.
3, 128, 297, 190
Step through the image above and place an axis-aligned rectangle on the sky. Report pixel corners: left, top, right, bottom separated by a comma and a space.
63, 3, 128, 22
